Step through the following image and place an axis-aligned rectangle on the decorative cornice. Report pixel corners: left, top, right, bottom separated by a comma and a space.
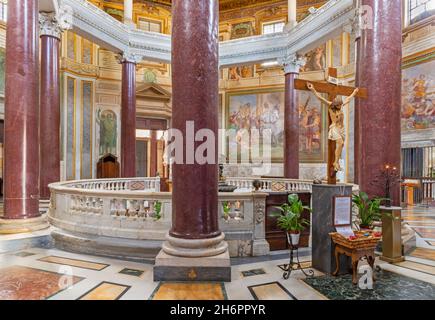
61, 57, 99, 77
279, 53, 306, 74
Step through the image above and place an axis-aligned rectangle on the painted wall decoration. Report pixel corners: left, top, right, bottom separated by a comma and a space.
66, 77, 76, 180
298, 91, 328, 162
0, 48, 5, 95
67, 32, 76, 60
81, 81, 93, 179
227, 90, 284, 162
229, 65, 255, 80
81, 39, 93, 64
401, 58, 435, 130
230, 21, 255, 39
300, 45, 326, 72
226, 89, 327, 163
96, 108, 118, 158
332, 36, 342, 67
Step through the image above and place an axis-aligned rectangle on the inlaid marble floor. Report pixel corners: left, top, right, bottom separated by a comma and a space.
403, 206, 435, 251
0, 246, 434, 300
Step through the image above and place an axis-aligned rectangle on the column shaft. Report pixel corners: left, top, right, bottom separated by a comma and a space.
124, 0, 133, 24
284, 72, 299, 178
121, 61, 137, 178
4, 0, 40, 219
150, 130, 158, 177
288, 0, 297, 26
40, 35, 61, 200
355, 0, 402, 205
171, 0, 220, 240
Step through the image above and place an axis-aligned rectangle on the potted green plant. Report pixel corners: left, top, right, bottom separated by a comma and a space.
222, 201, 231, 220
274, 194, 311, 246
352, 192, 387, 230
153, 200, 162, 221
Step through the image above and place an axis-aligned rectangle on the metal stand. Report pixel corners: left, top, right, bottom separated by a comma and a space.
283, 233, 314, 279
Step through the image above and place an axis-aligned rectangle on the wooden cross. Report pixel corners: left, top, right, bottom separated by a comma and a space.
294, 68, 368, 184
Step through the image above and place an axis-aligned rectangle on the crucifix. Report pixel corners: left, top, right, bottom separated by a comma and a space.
294, 68, 368, 184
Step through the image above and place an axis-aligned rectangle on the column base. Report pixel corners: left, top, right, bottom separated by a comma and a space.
153, 250, 231, 282
154, 232, 231, 281
252, 239, 270, 256
379, 255, 405, 263
39, 199, 50, 214
0, 214, 49, 235
162, 232, 228, 257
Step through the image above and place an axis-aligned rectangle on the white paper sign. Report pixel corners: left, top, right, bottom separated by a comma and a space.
336, 226, 355, 238
334, 196, 352, 226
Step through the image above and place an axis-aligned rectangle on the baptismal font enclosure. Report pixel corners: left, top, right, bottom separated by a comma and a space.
48, 176, 358, 260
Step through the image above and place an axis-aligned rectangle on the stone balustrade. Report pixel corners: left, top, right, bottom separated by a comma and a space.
226, 177, 312, 192
225, 177, 359, 193
48, 178, 269, 258
48, 177, 358, 259
61, 177, 161, 192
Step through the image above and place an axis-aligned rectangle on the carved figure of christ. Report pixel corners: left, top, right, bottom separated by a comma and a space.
307, 82, 359, 172
293, 68, 368, 184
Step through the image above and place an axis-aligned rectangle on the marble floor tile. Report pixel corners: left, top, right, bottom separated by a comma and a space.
394, 260, 435, 276
0, 265, 83, 300
277, 261, 312, 271
14, 251, 36, 257
409, 248, 435, 261
303, 269, 435, 300
1, 244, 435, 300
412, 227, 435, 239
241, 268, 266, 277
151, 283, 226, 300
119, 268, 145, 277
38, 255, 110, 271
248, 282, 296, 300
78, 281, 130, 300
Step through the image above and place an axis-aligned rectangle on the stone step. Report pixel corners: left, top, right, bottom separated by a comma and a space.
51, 228, 162, 262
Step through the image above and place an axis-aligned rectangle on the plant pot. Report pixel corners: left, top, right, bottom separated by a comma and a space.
359, 225, 374, 231
287, 232, 300, 247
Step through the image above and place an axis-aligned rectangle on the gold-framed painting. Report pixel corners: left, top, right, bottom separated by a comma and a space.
401, 50, 435, 131
225, 88, 327, 163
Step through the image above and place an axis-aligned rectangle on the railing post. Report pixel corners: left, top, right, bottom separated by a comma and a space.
252, 192, 270, 256
155, 177, 161, 192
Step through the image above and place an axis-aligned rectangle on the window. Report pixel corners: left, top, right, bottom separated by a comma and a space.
137, 17, 162, 33
0, 1, 7, 22
262, 21, 285, 35
409, 0, 435, 24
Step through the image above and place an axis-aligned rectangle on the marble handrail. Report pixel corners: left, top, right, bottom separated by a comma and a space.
225, 177, 358, 193
48, 180, 270, 256
58, 177, 161, 192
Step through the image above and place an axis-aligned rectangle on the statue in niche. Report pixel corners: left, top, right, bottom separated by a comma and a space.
307, 82, 359, 172
97, 109, 117, 156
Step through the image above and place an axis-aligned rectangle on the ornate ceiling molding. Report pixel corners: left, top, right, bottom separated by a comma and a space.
58, 0, 356, 67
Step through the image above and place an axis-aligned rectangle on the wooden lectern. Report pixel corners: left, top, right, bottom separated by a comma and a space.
97, 153, 120, 178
